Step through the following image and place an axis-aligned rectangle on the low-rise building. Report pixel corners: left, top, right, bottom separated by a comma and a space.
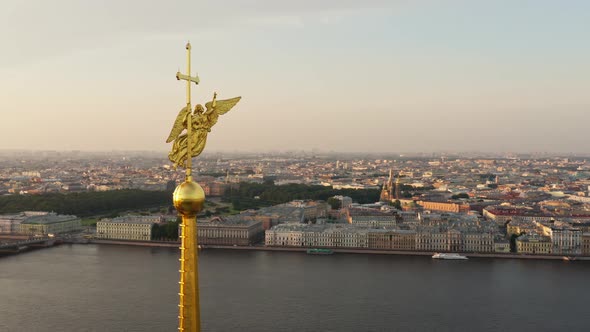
265, 224, 304, 247
0, 214, 26, 233
327, 227, 368, 248
368, 229, 416, 250
198, 216, 264, 246
416, 230, 449, 251
418, 201, 470, 213
581, 233, 590, 256
484, 206, 553, 224
332, 195, 353, 209
507, 220, 556, 238
463, 232, 494, 253
494, 239, 511, 253
550, 222, 582, 255
19, 213, 81, 235
301, 226, 333, 248
286, 200, 329, 221
350, 215, 396, 228
516, 234, 552, 255
96, 216, 154, 241
0, 211, 50, 234
267, 224, 369, 248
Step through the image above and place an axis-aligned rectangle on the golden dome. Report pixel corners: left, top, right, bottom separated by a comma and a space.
173, 180, 205, 216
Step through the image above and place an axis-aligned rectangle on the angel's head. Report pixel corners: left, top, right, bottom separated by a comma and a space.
194, 104, 205, 115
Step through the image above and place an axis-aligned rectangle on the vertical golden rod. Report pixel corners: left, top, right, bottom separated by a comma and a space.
185, 42, 193, 182
176, 191, 203, 332
178, 222, 186, 332
182, 214, 200, 332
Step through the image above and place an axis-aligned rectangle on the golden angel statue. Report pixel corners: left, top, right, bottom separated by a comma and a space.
167, 92, 241, 168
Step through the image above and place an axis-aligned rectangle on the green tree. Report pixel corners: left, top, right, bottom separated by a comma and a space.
0, 190, 173, 217
327, 197, 342, 210
151, 224, 161, 240
222, 182, 380, 211
166, 180, 177, 191
509, 233, 522, 253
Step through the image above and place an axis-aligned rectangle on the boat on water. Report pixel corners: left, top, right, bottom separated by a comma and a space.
306, 249, 334, 255
432, 253, 468, 260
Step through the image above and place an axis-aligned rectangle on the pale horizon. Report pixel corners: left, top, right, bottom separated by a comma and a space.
1, 1, 588, 154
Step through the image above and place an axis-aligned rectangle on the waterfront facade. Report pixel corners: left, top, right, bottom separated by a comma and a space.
0, 211, 55, 234
198, 217, 264, 246
96, 216, 155, 241
368, 230, 416, 250
301, 227, 334, 247
19, 213, 81, 235
416, 230, 449, 251
463, 232, 494, 253
506, 220, 582, 255
583, 233, 590, 256
327, 228, 368, 248
494, 240, 511, 253
0, 214, 26, 233
266, 224, 370, 248
550, 223, 582, 255
516, 235, 552, 254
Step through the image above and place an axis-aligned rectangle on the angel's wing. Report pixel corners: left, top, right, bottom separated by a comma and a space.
202, 97, 241, 129
204, 96, 241, 116
166, 106, 190, 143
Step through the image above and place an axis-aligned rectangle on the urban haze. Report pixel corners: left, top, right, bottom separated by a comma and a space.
1, 1, 589, 153
2, 1, 590, 332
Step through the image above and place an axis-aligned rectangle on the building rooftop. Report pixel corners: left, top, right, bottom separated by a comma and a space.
22, 213, 78, 224
199, 216, 261, 228
99, 215, 161, 224
517, 234, 551, 243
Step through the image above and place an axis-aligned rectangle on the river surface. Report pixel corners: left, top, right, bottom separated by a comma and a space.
1, 245, 589, 332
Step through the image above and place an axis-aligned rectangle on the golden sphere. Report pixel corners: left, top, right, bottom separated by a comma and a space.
173, 181, 205, 216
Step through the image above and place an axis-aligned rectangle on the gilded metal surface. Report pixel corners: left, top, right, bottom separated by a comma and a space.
167, 42, 240, 332
175, 181, 204, 332
173, 181, 205, 217
167, 42, 240, 172
167, 93, 241, 169
171, 42, 202, 332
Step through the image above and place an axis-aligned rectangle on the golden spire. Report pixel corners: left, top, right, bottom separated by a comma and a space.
167, 43, 240, 332
172, 42, 204, 332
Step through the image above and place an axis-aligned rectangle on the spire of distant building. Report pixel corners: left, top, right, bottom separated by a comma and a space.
380, 169, 394, 202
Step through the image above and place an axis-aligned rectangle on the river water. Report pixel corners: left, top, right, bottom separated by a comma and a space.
1, 245, 589, 332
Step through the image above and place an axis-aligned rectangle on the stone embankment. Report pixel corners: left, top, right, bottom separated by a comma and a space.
83, 239, 590, 261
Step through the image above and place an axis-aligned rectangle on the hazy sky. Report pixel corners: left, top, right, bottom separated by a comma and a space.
0, 0, 588, 153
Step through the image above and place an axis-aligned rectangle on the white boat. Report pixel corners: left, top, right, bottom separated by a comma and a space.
432, 253, 468, 260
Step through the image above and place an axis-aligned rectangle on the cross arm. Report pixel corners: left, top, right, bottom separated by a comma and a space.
176, 72, 200, 84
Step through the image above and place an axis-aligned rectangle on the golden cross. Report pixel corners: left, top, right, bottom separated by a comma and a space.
176, 42, 200, 181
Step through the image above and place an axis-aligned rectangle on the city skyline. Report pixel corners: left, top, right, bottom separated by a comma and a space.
1, 0, 589, 153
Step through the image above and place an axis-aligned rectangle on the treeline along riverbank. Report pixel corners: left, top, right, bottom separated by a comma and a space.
0, 182, 382, 218
223, 182, 380, 210
0, 190, 173, 217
